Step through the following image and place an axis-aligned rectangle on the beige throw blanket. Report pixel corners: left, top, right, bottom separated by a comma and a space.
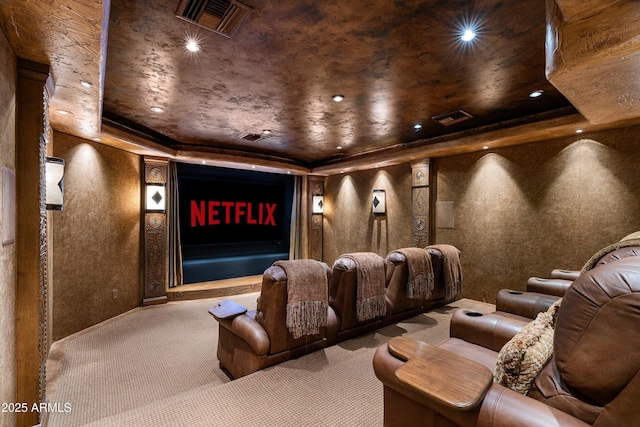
393, 248, 434, 300
274, 260, 328, 339
340, 252, 387, 321
427, 244, 463, 300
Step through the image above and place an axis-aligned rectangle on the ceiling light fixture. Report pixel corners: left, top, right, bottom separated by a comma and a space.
413, 123, 422, 131
80, 80, 93, 88
576, 129, 583, 133
461, 28, 476, 42
529, 90, 544, 98
185, 38, 200, 52
262, 129, 272, 136
483, 146, 489, 150
332, 94, 345, 102
336, 145, 343, 150
57, 110, 71, 115
150, 106, 165, 113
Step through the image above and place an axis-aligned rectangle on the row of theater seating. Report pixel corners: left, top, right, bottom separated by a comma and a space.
373, 236, 640, 426
210, 245, 463, 379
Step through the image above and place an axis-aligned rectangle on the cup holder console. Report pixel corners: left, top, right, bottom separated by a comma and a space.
465, 311, 483, 317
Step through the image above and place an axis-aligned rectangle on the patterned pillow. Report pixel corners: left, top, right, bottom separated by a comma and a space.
493, 299, 561, 394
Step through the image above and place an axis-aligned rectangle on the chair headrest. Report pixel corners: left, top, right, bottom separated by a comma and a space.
554, 256, 640, 405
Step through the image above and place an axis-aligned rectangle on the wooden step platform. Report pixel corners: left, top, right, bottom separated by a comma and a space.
167, 275, 262, 301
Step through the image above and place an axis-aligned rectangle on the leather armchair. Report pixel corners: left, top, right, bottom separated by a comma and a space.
213, 261, 338, 379
373, 256, 640, 426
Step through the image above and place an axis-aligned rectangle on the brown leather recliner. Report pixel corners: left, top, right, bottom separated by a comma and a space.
373, 256, 640, 427
212, 260, 338, 379
497, 244, 640, 319
384, 245, 462, 324
329, 253, 387, 343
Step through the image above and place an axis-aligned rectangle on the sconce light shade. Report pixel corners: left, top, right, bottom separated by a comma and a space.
45, 156, 65, 210
372, 189, 386, 215
146, 184, 166, 212
312, 195, 324, 214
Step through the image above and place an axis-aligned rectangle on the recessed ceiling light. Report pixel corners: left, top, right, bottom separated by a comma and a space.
81, 80, 93, 88
150, 106, 164, 113
185, 38, 200, 52
93, 137, 101, 142
461, 28, 476, 42
576, 129, 583, 133
57, 109, 71, 115
529, 90, 544, 98
413, 123, 422, 131
262, 129, 272, 136
483, 146, 489, 149
336, 145, 343, 150
332, 94, 345, 102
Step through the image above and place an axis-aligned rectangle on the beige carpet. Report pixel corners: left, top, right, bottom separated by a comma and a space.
45, 295, 494, 427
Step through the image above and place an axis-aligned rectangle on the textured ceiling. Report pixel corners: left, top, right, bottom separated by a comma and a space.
101, 0, 572, 166
2, 0, 584, 170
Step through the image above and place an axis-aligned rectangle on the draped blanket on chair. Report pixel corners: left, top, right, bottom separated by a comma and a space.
392, 248, 434, 300
427, 244, 463, 300
275, 260, 328, 339
340, 252, 387, 321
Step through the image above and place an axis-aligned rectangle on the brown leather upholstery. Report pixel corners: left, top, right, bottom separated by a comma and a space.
526, 277, 572, 296
499, 244, 640, 319
329, 254, 385, 341
550, 268, 580, 280
373, 256, 640, 426
496, 289, 560, 319
215, 245, 464, 378
383, 246, 460, 323
528, 256, 640, 425
384, 250, 425, 321
215, 261, 338, 379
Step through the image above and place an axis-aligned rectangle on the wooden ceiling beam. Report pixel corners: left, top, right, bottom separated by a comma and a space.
546, 0, 640, 124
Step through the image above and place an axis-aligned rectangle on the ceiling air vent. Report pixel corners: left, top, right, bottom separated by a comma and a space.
176, 0, 251, 38
431, 110, 473, 126
242, 133, 262, 142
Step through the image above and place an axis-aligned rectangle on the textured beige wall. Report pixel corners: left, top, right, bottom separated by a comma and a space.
323, 163, 413, 265
434, 126, 640, 302
52, 132, 141, 340
0, 27, 17, 427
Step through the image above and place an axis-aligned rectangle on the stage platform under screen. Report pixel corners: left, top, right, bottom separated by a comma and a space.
166, 275, 262, 301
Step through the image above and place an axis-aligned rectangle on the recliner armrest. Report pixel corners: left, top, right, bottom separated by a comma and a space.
526, 277, 571, 296
477, 384, 590, 427
496, 289, 560, 319
217, 312, 270, 357
549, 269, 580, 281
450, 309, 529, 352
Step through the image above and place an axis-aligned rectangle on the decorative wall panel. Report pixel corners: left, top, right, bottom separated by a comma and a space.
411, 161, 430, 248
144, 213, 167, 298
309, 176, 324, 261
143, 158, 168, 304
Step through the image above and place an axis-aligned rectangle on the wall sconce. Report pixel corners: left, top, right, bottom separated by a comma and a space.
146, 184, 166, 212
372, 189, 386, 215
45, 156, 65, 211
312, 195, 324, 214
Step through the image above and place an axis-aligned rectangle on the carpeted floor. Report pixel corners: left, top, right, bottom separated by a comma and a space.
45, 295, 494, 427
